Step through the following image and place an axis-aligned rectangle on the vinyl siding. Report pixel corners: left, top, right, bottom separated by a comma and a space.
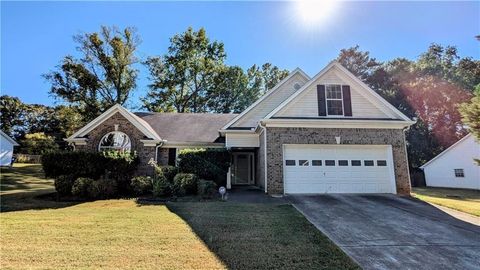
275, 66, 392, 119
225, 133, 260, 148
423, 135, 480, 190
231, 72, 310, 127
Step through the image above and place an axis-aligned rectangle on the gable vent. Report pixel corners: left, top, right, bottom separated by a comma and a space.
293, 82, 302, 90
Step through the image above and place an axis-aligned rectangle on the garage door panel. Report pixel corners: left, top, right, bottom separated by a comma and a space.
283, 144, 395, 194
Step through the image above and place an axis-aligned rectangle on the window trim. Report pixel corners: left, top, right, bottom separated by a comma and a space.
325, 84, 344, 116
98, 131, 131, 152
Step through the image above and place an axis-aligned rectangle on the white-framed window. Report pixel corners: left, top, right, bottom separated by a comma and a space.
98, 131, 131, 152
326, 84, 344, 116
454, 169, 465, 178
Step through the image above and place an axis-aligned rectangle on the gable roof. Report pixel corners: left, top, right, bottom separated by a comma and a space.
0, 130, 19, 146
420, 133, 476, 169
66, 104, 163, 142
265, 61, 412, 122
221, 68, 310, 130
135, 112, 237, 144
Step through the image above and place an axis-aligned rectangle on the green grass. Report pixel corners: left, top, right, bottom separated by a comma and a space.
1, 163, 53, 194
412, 187, 480, 216
0, 164, 359, 269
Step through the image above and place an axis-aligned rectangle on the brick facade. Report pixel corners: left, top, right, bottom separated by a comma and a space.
74, 112, 157, 175
265, 127, 411, 195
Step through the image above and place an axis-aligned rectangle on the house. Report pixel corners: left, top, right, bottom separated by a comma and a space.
0, 130, 19, 166
421, 134, 480, 190
65, 61, 415, 195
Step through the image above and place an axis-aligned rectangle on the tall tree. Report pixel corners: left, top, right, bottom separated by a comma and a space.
206, 66, 249, 113
44, 26, 139, 120
0, 95, 25, 137
247, 63, 289, 95
460, 89, 480, 140
336, 44, 476, 168
143, 27, 226, 113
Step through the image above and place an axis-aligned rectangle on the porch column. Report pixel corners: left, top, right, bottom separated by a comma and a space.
226, 166, 232, 189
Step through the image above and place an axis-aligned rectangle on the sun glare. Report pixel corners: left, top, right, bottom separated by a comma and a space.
295, 0, 339, 27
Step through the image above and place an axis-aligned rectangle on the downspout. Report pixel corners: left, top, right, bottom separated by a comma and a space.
154, 141, 165, 163
259, 121, 268, 194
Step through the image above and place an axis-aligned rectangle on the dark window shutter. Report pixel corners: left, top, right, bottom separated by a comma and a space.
168, 148, 177, 166
317, 85, 326, 116
342, 85, 352, 116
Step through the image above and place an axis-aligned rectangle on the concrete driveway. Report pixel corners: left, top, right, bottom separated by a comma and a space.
289, 194, 480, 270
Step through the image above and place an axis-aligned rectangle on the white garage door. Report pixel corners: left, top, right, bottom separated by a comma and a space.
283, 145, 396, 194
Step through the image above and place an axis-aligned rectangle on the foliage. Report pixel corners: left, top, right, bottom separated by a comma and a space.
71, 177, 95, 198
44, 26, 139, 121
91, 176, 118, 199
177, 148, 230, 186
460, 92, 480, 140
157, 166, 179, 183
143, 27, 288, 113
173, 173, 199, 195
197, 179, 217, 199
130, 176, 153, 195
152, 173, 171, 197
337, 44, 479, 167
19, 133, 59, 155
0, 95, 24, 137
54, 175, 76, 196
143, 27, 226, 113
41, 151, 138, 183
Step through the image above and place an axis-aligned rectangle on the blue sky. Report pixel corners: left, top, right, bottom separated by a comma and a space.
1, 1, 479, 109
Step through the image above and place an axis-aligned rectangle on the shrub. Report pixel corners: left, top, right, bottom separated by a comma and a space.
93, 176, 118, 199
55, 175, 75, 196
153, 173, 171, 197
41, 151, 139, 194
131, 176, 153, 195
197, 180, 217, 199
158, 166, 179, 183
71, 177, 95, 198
177, 149, 230, 186
173, 173, 199, 195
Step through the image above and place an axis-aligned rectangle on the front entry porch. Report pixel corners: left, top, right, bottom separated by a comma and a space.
227, 152, 255, 189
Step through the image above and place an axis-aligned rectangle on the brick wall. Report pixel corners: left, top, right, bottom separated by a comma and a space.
74, 112, 156, 175
256, 130, 266, 189
265, 127, 411, 195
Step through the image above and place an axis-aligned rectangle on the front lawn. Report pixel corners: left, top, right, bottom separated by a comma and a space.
1, 164, 359, 269
412, 187, 480, 216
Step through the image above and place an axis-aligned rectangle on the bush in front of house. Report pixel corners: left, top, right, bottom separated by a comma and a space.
93, 176, 118, 199
152, 173, 171, 197
71, 177, 95, 198
130, 176, 153, 195
177, 149, 230, 187
42, 151, 139, 180
173, 173, 199, 195
197, 180, 217, 199
158, 166, 179, 183
55, 175, 76, 196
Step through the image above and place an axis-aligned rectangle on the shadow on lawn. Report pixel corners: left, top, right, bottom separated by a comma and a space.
0, 192, 84, 212
162, 202, 360, 270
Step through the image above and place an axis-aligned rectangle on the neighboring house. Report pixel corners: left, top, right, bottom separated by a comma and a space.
421, 134, 480, 190
65, 61, 415, 195
0, 130, 19, 166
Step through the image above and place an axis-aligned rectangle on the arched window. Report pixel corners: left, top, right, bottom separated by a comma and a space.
98, 131, 131, 152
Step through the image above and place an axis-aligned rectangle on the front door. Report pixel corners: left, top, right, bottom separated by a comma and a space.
232, 152, 254, 185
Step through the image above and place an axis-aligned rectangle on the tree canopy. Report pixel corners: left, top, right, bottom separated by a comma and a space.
44, 26, 140, 121
142, 27, 288, 113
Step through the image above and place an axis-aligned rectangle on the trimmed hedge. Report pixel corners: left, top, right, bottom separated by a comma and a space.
72, 177, 95, 198
42, 151, 139, 194
153, 173, 171, 197
177, 149, 230, 186
42, 151, 139, 179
